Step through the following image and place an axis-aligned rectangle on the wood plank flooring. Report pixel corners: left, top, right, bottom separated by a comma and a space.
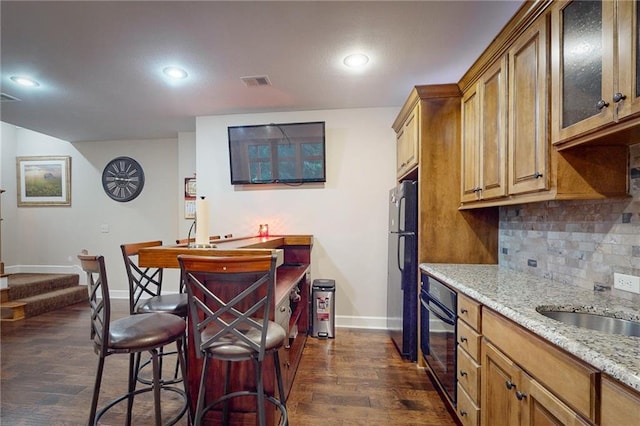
1, 300, 458, 425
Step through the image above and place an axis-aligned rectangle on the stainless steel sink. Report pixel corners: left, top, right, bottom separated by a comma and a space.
536, 310, 640, 337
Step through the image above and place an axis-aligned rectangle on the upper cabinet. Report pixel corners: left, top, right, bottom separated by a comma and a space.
551, 0, 640, 148
458, 0, 630, 209
508, 17, 550, 196
394, 101, 420, 180
461, 56, 508, 203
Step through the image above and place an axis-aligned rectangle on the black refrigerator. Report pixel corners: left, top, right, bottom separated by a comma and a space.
386, 180, 418, 361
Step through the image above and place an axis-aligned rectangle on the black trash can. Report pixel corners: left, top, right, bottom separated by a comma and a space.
311, 279, 335, 338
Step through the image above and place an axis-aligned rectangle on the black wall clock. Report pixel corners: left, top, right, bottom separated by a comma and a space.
101, 156, 145, 202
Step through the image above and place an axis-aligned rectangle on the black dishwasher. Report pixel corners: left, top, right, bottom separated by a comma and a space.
420, 272, 457, 407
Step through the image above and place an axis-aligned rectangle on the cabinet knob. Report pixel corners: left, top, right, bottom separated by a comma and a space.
280, 306, 287, 312
460, 308, 468, 314
460, 336, 468, 343
459, 410, 468, 417
460, 370, 468, 377
516, 391, 527, 401
613, 92, 627, 103
534, 172, 543, 179
596, 99, 609, 110
505, 380, 516, 390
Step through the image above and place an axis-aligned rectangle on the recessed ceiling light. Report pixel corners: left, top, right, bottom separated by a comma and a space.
10, 76, 40, 87
343, 53, 369, 68
163, 66, 188, 79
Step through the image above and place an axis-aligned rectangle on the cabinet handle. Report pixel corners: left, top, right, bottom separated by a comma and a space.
516, 391, 527, 401
460, 308, 468, 314
596, 99, 609, 110
534, 172, 543, 179
459, 410, 468, 417
460, 336, 468, 343
613, 92, 627, 103
505, 380, 516, 390
460, 370, 468, 377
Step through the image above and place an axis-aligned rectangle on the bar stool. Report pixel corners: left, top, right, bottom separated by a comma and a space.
78, 252, 188, 426
178, 253, 288, 426
121, 241, 188, 386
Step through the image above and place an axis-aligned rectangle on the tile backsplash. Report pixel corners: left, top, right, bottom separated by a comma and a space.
499, 144, 640, 302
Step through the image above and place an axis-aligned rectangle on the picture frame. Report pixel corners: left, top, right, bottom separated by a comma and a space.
16, 156, 71, 207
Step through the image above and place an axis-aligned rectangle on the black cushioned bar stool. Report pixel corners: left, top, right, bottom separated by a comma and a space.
121, 240, 188, 386
178, 253, 288, 426
78, 252, 188, 426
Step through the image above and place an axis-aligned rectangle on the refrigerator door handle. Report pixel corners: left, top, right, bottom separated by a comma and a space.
397, 235, 405, 281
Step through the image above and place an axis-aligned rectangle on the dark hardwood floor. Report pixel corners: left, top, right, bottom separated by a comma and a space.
1, 300, 457, 425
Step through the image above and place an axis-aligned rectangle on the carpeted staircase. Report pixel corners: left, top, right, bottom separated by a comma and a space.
1, 273, 88, 321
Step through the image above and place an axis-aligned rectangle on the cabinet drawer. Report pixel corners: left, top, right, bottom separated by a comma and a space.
601, 375, 640, 426
457, 345, 481, 404
457, 319, 481, 361
457, 383, 480, 426
483, 309, 599, 423
458, 293, 481, 331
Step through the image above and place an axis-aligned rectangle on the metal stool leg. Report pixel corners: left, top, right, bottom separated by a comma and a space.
90, 356, 106, 426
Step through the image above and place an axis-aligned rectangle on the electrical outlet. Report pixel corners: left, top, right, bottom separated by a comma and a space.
613, 273, 640, 294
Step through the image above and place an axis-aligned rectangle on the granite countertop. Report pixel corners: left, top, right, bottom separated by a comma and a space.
419, 263, 640, 392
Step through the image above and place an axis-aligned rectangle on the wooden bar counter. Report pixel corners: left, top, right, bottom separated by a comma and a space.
139, 235, 313, 425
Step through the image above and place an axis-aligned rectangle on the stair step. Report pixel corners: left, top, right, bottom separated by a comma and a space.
7, 273, 79, 300
17, 286, 88, 318
0, 301, 27, 321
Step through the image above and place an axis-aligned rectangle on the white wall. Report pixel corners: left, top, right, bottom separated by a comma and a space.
0, 122, 182, 295
196, 107, 398, 328
2, 106, 399, 328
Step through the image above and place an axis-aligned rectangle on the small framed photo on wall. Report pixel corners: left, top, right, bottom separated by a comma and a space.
16, 156, 71, 207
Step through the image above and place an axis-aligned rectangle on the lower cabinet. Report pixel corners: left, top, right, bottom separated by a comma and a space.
600, 375, 640, 426
482, 340, 590, 426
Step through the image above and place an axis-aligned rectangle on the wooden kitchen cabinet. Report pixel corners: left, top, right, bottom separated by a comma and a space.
394, 101, 419, 179
600, 375, 640, 426
461, 15, 549, 203
461, 56, 507, 203
459, 1, 629, 209
482, 309, 598, 425
507, 15, 549, 196
456, 293, 482, 425
551, 0, 640, 148
482, 340, 590, 426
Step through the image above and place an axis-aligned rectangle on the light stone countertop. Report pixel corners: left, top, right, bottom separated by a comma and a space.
419, 263, 640, 392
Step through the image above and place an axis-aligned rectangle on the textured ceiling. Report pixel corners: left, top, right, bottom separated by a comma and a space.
1, 1, 523, 142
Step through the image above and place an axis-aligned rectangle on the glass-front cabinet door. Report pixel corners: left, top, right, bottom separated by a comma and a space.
617, 0, 640, 119
552, 0, 640, 145
551, 0, 615, 143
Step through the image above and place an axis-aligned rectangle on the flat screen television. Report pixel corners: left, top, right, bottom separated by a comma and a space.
228, 121, 326, 185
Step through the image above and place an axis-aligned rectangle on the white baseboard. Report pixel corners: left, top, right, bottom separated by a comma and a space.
334, 315, 387, 330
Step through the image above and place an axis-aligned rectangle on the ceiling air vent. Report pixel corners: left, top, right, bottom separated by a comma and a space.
240, 75, 271, 87
0, 92, 21, 102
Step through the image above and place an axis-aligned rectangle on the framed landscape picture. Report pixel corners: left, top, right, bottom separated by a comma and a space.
16, 156, 71, 206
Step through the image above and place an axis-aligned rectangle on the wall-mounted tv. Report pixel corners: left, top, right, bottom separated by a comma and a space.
228, 121, 326, 185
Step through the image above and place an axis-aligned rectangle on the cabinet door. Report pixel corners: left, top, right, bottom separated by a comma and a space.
601, 375, 640, 426
616, 0, 640, 119
461, 86, 481, 202
460, 58, 507, 203
551, 0, 615, 143
520, 371, 591, 426
482, 340, 520, 426
508, 16, 549, 195
479, 57, 508, 200
397, 105, 419, 178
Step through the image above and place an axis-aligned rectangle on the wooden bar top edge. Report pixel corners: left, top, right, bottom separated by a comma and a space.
139, 234, 313, 269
